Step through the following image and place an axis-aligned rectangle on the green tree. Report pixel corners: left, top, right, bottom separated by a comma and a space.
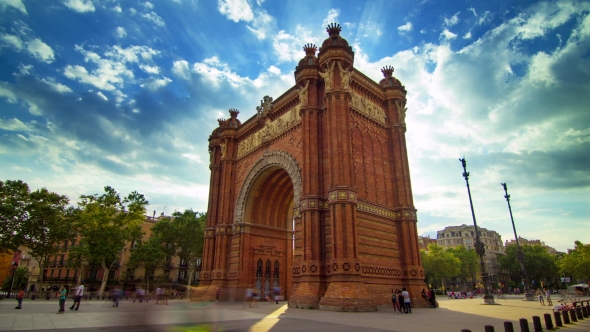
0, 180, 32, 253
558, 241, 590, 282
73, 186, 148, 297
421, 244, 461, 289
498, 244, 559, 288
446, 245, 480, 286
2, 266, 29, 291
127, 238, 168, 292
22, 187, 76, 296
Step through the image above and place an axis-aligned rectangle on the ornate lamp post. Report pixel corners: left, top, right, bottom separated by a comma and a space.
7, 261, 18, 298
459, 158, 496, 304
501, 182, 535, 301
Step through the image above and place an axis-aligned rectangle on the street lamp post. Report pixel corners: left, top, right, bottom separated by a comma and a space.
501, 182, 535, 301
459, 158, 496, 304
7, 261, 18, 298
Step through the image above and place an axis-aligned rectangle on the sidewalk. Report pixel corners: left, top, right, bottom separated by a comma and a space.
1, 296, 589, 331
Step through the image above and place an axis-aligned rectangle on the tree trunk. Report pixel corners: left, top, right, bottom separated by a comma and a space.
187, 265, 194, 298
77, 263, 85, 284
36, 259, 45, 298
98, 258, 109, 298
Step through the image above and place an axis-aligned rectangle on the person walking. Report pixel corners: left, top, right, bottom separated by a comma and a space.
57, 286, 67, 314
402, 288, 411, 313
391, 289, 402, 313
14, 287, 25, 309
538, 289, 545, 306
429, 288, 437, 308
544, 288, 552, 306
69, 281, 84, 311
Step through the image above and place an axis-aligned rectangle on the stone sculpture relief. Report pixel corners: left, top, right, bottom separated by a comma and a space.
394, 99, 407, 125
237, 106, 301, 158
220, 139, 227, 158
337, 61, 353, 89
350, 91, 386, 124
319, 60, 336, 91
297, 80, 309, 106
256, 95, 274, 117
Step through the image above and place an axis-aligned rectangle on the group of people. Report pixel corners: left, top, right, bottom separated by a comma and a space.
391, 288, 413, 313
421, 288, 438, 308
537, 288, 553, 306
244, 286, 282, 308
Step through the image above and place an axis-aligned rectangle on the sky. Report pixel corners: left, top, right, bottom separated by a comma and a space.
0, 0, 589, 252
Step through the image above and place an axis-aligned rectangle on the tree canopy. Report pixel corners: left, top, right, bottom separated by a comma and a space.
498, 244, 559, 288
421, 244, 461, 288
558, 241, 590, 282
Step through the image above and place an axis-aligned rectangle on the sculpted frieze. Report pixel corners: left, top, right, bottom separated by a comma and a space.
350, 91, 386, 124
237, 106, 301, 158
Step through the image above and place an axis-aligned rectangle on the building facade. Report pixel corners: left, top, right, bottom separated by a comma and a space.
418, 235, 437, 251
17, 213, 201, 294
201, 24, 425, 311
437, 225, 504, 283
505, 237, 557, 255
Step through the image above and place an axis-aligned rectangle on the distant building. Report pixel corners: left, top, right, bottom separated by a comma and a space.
504, 237, 557, 255
437, 224, 504, 283
418, 235, 437, 250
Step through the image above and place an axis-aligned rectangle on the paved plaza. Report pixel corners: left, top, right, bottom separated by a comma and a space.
1, 295, 589, 331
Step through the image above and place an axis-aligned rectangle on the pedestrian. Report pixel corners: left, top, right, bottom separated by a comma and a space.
544, 288, 552, 306
421, 288, 428, 302
57, 286, 67, 314
402, 287, 411, 313
69, 281, 84, 311
429, 288, 437, 308
391, 289, 400, 312
397, 289, 404, 313
273, 286, 281, 304
538, 289, 545, 305
14, 287, 25, 309
244, 287, 252, 308
155, 287, 162, 304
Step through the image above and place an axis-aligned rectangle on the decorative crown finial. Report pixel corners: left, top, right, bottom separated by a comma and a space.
303, 43, 317, 56
217, 118, 225, 126
381, 66, 394, 78
229, 109, 240, 118
326, 23, 342, 36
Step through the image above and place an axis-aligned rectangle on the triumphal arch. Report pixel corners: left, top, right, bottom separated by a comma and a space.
199, 24, 424, 311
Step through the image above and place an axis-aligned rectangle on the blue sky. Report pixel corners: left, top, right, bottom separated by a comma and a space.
1, 0, 589, 252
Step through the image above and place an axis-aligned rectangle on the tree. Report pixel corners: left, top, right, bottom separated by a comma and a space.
22, 187, 76, 296
558, 241, 590, 282
2, 266, 29, 291
499, 244, 559, 289
421, 244, 461, 289
73, 186, 148, 297
0, 180, 31, 253
446, 245, 480, 286
127, 238, 168, 292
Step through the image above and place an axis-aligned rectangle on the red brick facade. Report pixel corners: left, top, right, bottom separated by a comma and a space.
200, 24, 425, 311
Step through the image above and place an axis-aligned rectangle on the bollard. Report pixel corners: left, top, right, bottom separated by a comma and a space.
554, 311, 562, 327
484, 325, 495, 332
503, 321, 514, 332
582, 306, 589, 318
543, 313, 553, 330
575, 307, 583, 320
519, 318, 530, 332
532, 316, 542, 332
460, 329, 472, 332
569, 308, 577, 322
562, 310, 570, 324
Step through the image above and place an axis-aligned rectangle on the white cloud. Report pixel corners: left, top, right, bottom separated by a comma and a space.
267, 65, 280, 75
142, 11, 165, 27
40, 77, 73, 93
140, 77, 172, 91
440, 28, 457, 40
0, 82, 19, 103
112, 5, 122, 13
26, 38, 55, 63
397, 22, 413, 33
10, 165, 32, 172
444, 12, 460, 27
139, 64, 160, 74
129, 7, 137, 15
18, 64, 33, 75
172, 59, 190, 80
272, 25, 318, 63
105, 45, 160, 63
63, 0, 95, 13
463, 31, 472, 39
322, 8, 340, 28
142, 1, 154, 10
468, 7, 477, 17
0, 0, 27, 14
96, 91, 108, 101
1, 33, 24, 49
218, 0, 254, 22
247, 9, 273, 40
114, 27, 127, 38
0, 118, 29, 131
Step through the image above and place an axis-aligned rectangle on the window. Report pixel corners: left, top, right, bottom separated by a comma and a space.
50, 269, 55, 277
465, 239, 472, 244
179, 270, 188, 280
108, 270, 116, 279
194, 271, 200, 280
89, 269, 98, 279
196, 258, 202, 268
57, 269, 62, 278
